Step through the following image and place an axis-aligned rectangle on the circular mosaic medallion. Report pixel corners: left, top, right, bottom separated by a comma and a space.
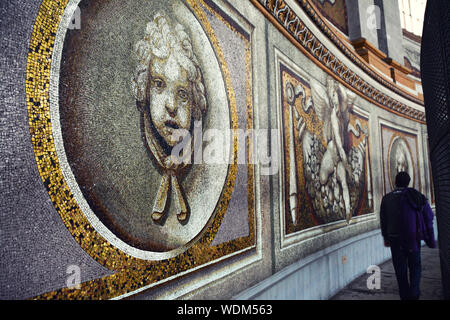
31, 0, 237, 262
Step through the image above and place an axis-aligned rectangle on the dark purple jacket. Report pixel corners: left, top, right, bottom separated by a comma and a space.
380, 187, 436, 251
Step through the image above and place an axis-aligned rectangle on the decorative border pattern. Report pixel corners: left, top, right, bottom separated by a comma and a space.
251, 0, 426, 123
26, 0, 255, 299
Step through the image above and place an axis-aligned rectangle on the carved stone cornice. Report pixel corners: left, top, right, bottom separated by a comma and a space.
250, 0, 426, 123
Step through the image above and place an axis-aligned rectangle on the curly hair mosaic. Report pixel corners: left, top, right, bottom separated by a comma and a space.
26, 0, 255, 299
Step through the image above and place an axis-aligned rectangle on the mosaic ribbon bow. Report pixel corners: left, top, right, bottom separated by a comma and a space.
143, 112, 191, 224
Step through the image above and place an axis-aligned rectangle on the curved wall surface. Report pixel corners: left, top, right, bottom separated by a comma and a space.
0, 0, 433, 299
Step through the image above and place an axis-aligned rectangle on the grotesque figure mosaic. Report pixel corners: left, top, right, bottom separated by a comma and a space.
282, 66, 373, 233
388, 136, 414, 190
381, 124, 420, 194
56, 0, 239, 255
312, 0, 348, 35
26, 0, 256, 298
131, 12, 208, 224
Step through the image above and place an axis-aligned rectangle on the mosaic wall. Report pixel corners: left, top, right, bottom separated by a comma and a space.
1, 0, 432, 300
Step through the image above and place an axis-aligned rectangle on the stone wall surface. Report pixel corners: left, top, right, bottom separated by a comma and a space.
0, 0, 431, 300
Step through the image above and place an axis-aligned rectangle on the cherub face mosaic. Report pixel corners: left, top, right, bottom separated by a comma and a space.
131, 12, 208, 224
281, 64, 373, 234
27, 0, 255, 299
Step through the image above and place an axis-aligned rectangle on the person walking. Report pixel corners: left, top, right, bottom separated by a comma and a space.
380, 171, 436, 300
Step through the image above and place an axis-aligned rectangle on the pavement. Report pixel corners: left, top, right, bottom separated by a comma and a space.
331, 246, 444, 300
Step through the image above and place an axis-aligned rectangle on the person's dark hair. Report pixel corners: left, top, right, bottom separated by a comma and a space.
395, 171, 411, 188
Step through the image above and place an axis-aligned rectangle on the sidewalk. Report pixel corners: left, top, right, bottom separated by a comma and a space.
331, 246, 444, 300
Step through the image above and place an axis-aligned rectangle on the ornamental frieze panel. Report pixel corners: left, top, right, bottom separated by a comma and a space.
280, 63, 374, 235
27, 0, 255, 299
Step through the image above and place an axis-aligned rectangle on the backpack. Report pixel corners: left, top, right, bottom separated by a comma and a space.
399, 188, 436, 251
